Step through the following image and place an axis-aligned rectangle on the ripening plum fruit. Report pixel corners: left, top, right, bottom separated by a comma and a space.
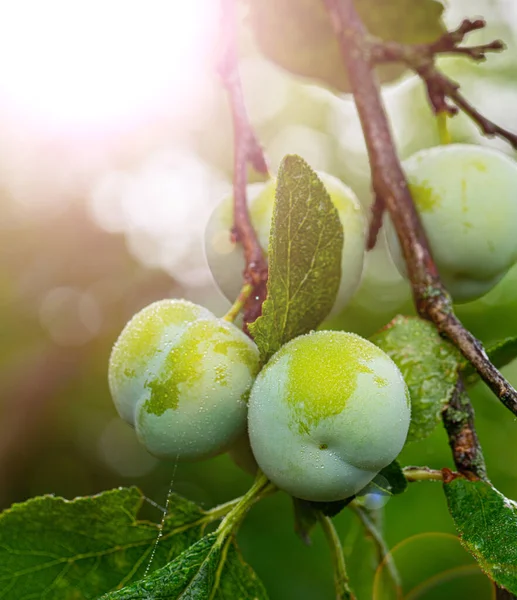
108, 299, 260, 461
247, 331, 410, 502
386, 144, 517, 303
205, 172, 366, 316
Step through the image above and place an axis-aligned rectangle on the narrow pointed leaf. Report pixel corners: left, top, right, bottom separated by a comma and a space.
249, 155, 343, 362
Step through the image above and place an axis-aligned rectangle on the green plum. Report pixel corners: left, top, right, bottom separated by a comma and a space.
205, 172, 366, 316
386, 143, 517, 303
247, 331, 410, 502
108, 299, 260, 461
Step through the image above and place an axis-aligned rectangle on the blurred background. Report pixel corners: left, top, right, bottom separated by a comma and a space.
1, 0, 517, 598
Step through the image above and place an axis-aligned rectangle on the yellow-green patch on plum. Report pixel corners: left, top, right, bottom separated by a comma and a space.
142, 319, 259, 418
108, 299, 260, 462
386, 144, 517, 303
283, 333, 379, 434
247, 331, 410, 502
108, 299, 214, 425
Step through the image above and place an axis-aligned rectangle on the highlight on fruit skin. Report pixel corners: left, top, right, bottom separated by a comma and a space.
247, 330, 411, 502
386, 143, 517, 303
205, 171, 367, 317
108, 298, 261, 461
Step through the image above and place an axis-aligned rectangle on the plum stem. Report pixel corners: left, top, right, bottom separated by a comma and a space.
223, 283, 254, 323
216, 470, 272, 541
436, 111, 452, 145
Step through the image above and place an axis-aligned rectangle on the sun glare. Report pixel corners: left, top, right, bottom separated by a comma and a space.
0, 1, 218, 132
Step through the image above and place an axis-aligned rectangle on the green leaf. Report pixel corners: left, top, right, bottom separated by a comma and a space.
0, 487, 207, 599
378, 460, 407, 495
244, 0, 445, 93
444, 477, 517, 595
101, 534, 268, 600
370, 316, 460, 442
463, 336, 517, 386
216, 541, 269, 599
100, 533, 221, 599
249, 155, 344, 362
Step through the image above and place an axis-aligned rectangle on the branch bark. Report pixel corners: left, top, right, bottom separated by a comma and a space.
442, 378, 487, 480
323, 0, 517, 418
496, 587, 517, 600
218, 0, 269, 330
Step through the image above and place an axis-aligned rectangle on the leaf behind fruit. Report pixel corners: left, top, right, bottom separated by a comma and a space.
244, 0, 445, 92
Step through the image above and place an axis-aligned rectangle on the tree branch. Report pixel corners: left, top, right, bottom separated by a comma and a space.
366, 194, 385, 251
370, 18, 517, 149
218, 0, 269, 330
323, 0, 517, 418
442, 378, 487, 480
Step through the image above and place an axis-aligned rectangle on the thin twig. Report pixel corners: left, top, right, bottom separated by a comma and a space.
318, 514, 356, 600
223, 282, 253, 323
402, 466, 445, 482
450, 87, 517, 147
372, 19, 502, 63
349, 502, 402, 593
218, 0, 269, 331
323, 0, 517, 418
369, 18, 517, 148
442, 378, 487, 481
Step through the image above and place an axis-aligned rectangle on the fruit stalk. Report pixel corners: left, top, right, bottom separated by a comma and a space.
318, 513, 356, 600
323, 0, 517, 418
218, 0, 269, 330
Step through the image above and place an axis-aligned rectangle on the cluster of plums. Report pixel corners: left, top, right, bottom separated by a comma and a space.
109, 143, 517, 502
109, 298, 410, 501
